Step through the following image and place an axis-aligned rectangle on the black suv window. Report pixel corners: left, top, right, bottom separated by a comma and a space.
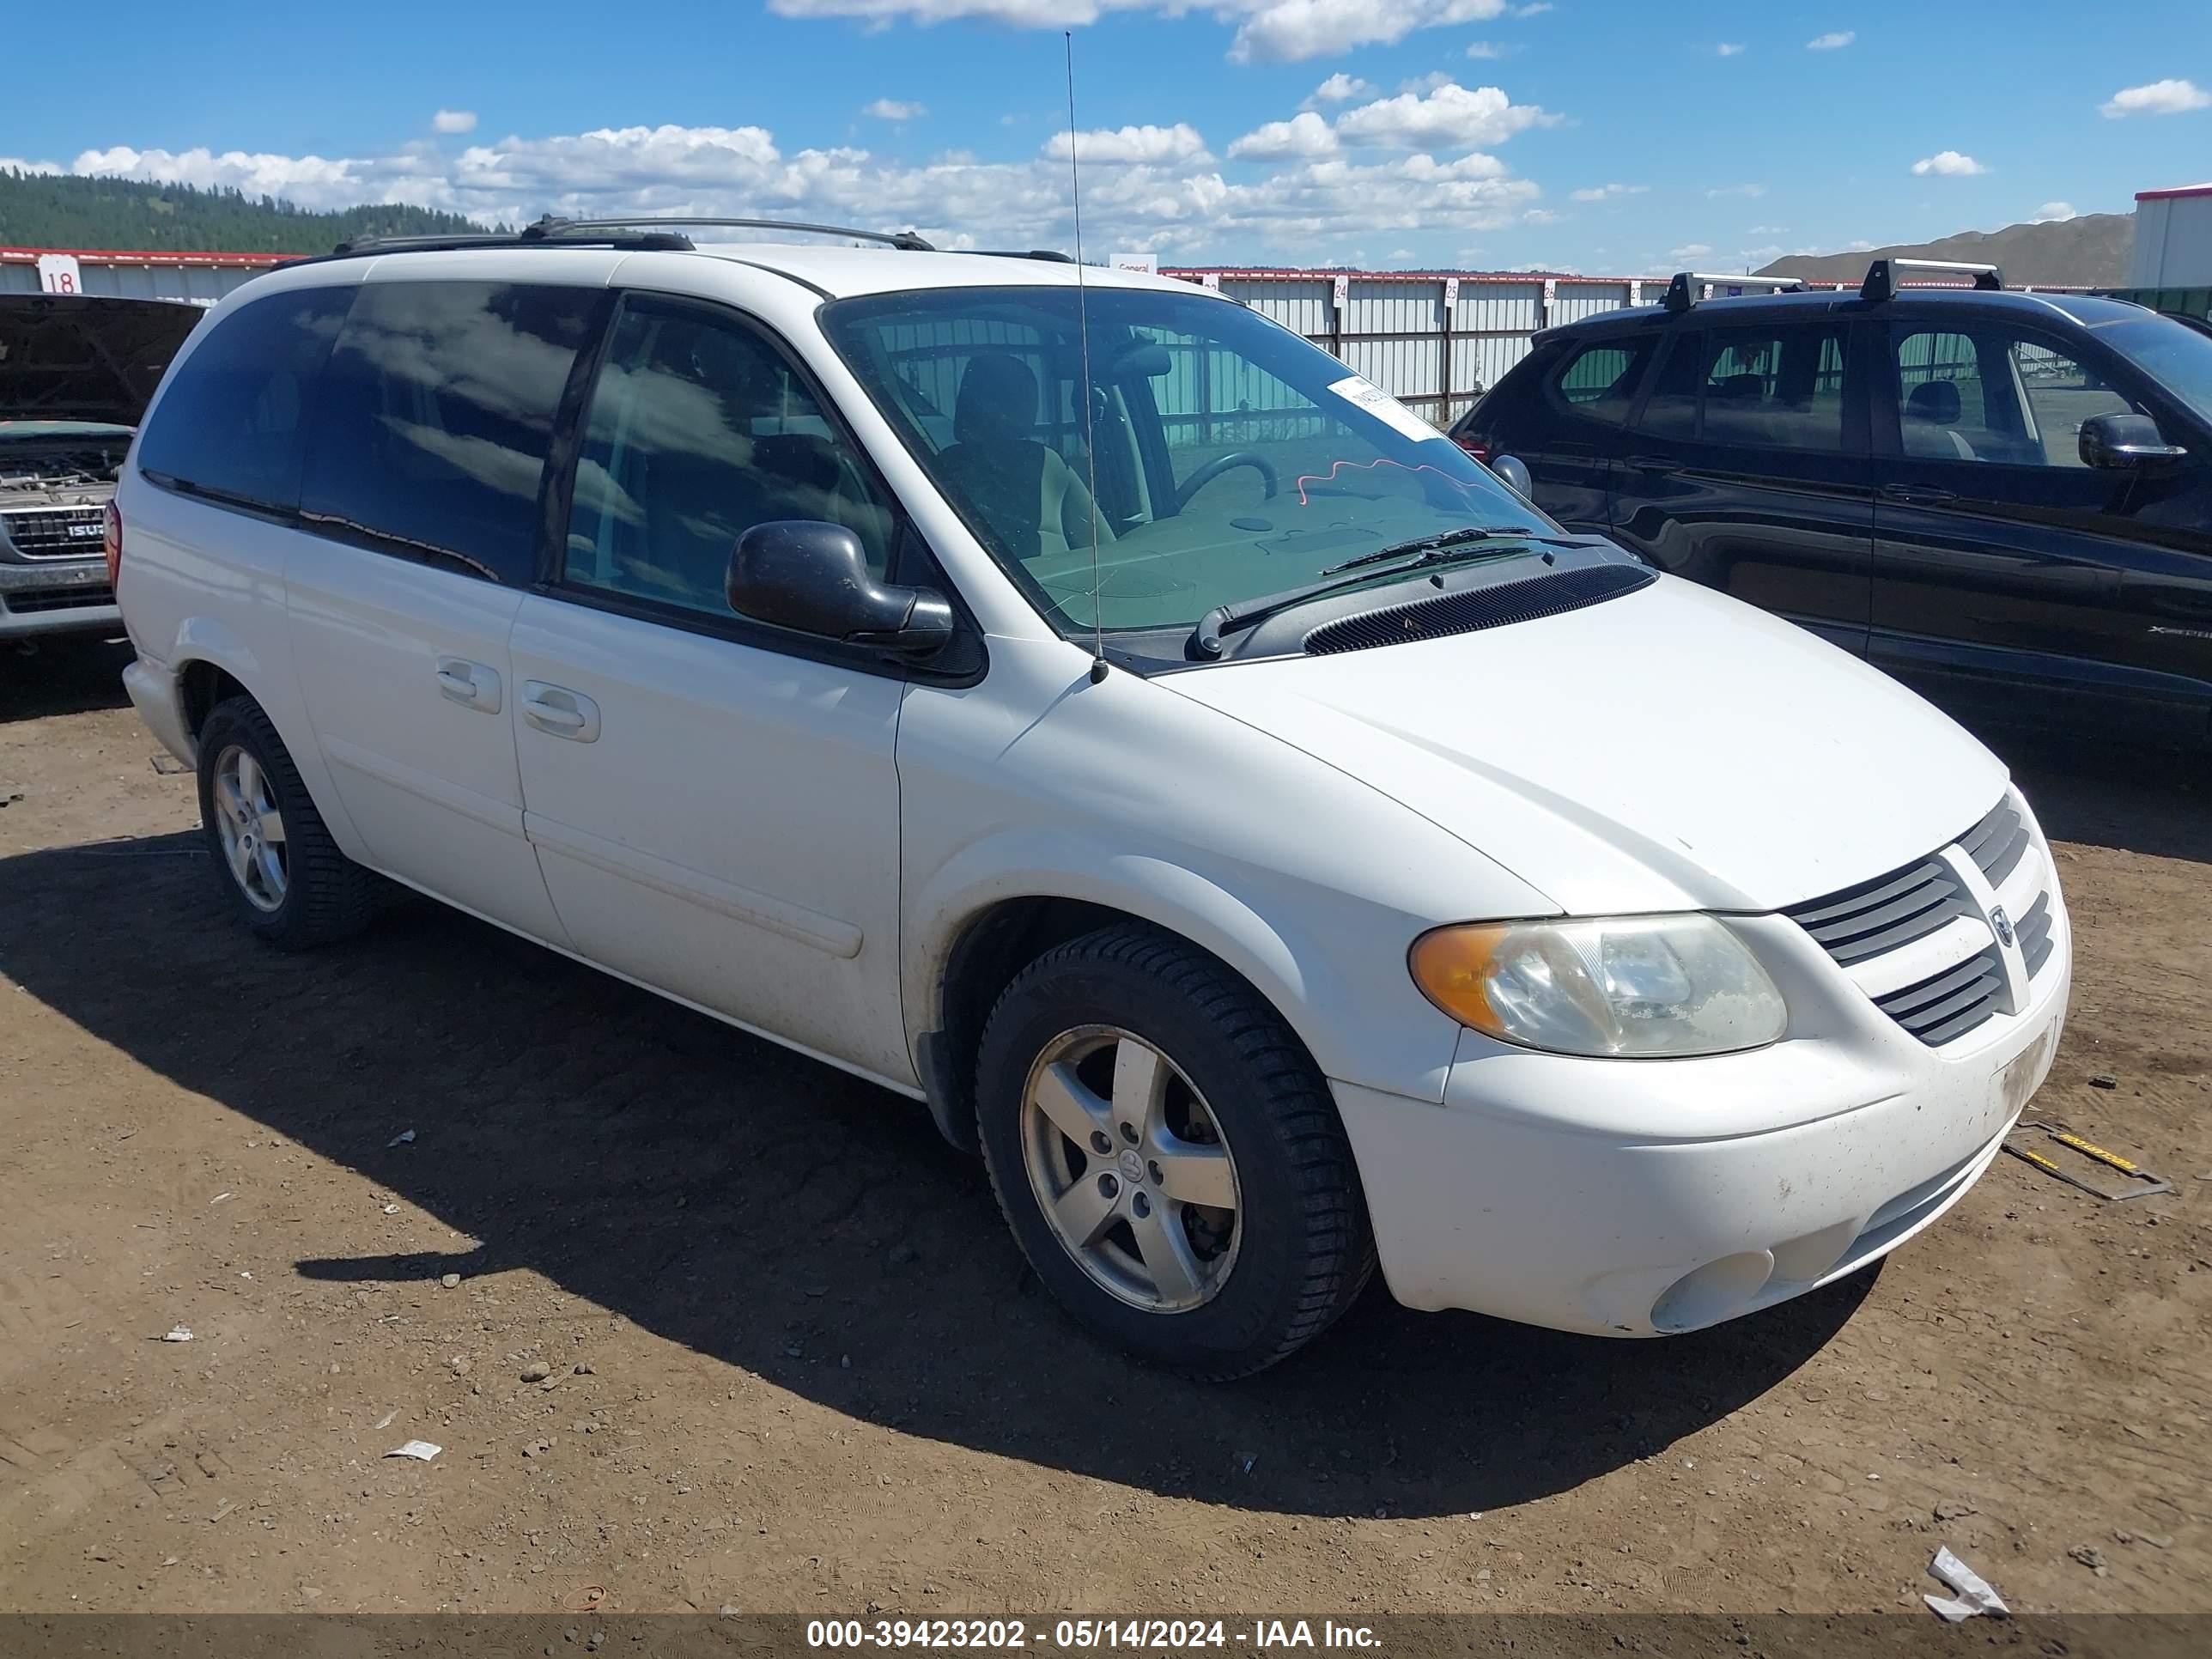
1637, 321, 1850, 453
1893, 325, 2140, 467
300, 283, 604, 584
1547, 337, 1654, 425
136, 287, 353, 513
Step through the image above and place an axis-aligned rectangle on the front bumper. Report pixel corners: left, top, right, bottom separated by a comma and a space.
1335, 897, 2070, 1338
0, 556, 119, 640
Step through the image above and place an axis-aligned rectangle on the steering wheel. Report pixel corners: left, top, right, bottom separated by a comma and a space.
1173, 451, 1279, 512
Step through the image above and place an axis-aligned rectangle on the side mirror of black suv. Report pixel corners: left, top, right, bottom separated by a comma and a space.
2078, 412, 2190, 471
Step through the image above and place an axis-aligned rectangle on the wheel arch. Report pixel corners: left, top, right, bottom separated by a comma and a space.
906, 843, 1328, 1154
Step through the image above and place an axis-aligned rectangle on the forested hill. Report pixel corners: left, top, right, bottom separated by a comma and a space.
0, 170, 494, 253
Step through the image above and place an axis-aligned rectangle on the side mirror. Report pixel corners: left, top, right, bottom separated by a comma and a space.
726, 521, 955, 660
2079, 411, 2188, 470
1489, 454, 1534, 497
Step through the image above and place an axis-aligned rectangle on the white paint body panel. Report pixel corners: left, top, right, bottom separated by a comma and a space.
115, 240, 2073, 1342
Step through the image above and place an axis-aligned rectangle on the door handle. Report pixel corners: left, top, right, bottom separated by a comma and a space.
1624, 455, 1674, 475
434, 657, 502, 714
1881, 483, 1958, 507
520, 682, 601, 743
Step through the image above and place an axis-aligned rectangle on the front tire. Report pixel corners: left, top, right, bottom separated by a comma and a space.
196, 695, 374, 950
975, 923, 1375, 1379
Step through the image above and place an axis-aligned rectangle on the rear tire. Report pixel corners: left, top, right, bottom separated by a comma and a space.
975, 922, 1375, 1379
196, 695, 374, 950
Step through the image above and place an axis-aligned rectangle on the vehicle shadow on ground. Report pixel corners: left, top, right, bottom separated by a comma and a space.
0, 635, 132, 723
1981, 732, 2212, 866
0, 832, 1875, 1520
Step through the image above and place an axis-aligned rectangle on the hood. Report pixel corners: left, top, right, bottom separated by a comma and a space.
1165, 574, 2008, 915
0, 295, 204, 428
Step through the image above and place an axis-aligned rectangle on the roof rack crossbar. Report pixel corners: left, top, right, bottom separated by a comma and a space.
1861, 258, 2002, 301
526, 215, 935, 252
1662, 270, 1808, 313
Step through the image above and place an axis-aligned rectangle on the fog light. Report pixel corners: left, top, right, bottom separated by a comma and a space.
1650, 1252, 1774, 1334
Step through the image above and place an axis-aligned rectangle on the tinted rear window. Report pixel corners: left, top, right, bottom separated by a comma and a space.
136, 287, 353, 512
300, 283, 604, 584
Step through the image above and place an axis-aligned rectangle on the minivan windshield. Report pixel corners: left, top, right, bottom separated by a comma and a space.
821, 285, 1555, 642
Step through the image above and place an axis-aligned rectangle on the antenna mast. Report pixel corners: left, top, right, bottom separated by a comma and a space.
1063, 30, 1109, 685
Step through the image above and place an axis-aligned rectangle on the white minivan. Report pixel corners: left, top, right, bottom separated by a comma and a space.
113, 222, 2070, 1376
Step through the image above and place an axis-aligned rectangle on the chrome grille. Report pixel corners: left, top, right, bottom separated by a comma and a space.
1, 506, 108, 561
2014, 891, 2054, 979
1875, 949, 2004, 1047
1787, 787, 2057, 1049
1959, 797, 2030, 888
1784, 857, 1966, 965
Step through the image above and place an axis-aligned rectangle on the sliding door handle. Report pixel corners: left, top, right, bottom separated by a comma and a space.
1881, 483, 1958, 507
520, 682, 601, 743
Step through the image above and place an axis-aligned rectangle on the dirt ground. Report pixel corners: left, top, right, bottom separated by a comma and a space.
0, 638, 2205, 1619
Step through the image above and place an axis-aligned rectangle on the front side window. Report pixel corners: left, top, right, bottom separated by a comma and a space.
562, 299, 896, 616
1548, 338, 1654, 424
821, 285, 1548, 641
2085, 313, 2212, 429
1635, 322, 1847, 452
136, 286, 353, 512
299, 282, 602, 583
1894, 325, 2138, 467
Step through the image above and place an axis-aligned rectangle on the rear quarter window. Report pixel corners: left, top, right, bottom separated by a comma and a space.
1546, 337, 1655, 425
135, 287, 353, 513
299, 283, 605, 584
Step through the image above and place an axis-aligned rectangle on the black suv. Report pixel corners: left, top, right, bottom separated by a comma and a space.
1454, 263, 2212, 750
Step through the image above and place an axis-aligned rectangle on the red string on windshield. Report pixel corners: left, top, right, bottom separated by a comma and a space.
1292, 455, 1491, 507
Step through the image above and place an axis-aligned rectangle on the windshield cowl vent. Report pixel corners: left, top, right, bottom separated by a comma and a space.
1299, 562, 1656, 656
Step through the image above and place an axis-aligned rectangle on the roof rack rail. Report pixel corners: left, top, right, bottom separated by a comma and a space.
1861, 258, 2002, 301
949, 248, 1074, 264
325, 227, 696, 258
526, 215, 936, 251
1662, 271, 1807, 312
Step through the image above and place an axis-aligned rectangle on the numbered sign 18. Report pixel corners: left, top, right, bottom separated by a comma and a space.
36, 255, 83, 295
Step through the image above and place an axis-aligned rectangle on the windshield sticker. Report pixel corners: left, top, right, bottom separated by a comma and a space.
1292, 455, 1494, 507
1328, 374, 1446, 446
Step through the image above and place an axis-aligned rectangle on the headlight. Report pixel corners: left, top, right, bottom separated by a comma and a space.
1408, 915, 1785, 1058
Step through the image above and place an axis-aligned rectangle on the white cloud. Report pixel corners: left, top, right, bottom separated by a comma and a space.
1717, 43, 1745, 57
1911, 149, 1987, 176
1522, 207, 1559, 224
1398, 70, 1455, 94
1570, 181, 1645, 202
1042, 123, 1211, 165
1705, 182, 1765, 198
1228, 111, 1340, 160
2031, 200, 2076, 222
1806, 31, 1854, 50
432, 110, 478, 135
46, 116, 1551, 264
862, 98, 926, 120
2100, 78, 2211, 118
1305, 71, 1375, 105
1466, 40, 1502, 58
1333, 81, 1555, 149
767, 0, 1512, 65
1746, 223, 1787, 234
1669, 243, 1712, 260
1511, 2, 1551, 13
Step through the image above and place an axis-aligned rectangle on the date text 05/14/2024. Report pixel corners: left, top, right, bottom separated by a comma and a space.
805, 1620, 1382, 1650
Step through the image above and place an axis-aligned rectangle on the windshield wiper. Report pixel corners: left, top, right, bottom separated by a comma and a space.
1187, 531, 1541, 659
1319, 525, 1539, 575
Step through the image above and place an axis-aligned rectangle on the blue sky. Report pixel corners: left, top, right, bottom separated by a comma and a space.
7, 0, 2208, 271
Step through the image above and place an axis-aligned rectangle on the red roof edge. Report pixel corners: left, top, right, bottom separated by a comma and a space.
2135, 185, 2212, 203
0, 245, 292, 266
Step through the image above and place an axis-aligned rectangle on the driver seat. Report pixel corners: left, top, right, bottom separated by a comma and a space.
933, 353, 1112, 563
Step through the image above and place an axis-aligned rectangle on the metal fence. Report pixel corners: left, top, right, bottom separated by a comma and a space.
1162, 269, 2092, 428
